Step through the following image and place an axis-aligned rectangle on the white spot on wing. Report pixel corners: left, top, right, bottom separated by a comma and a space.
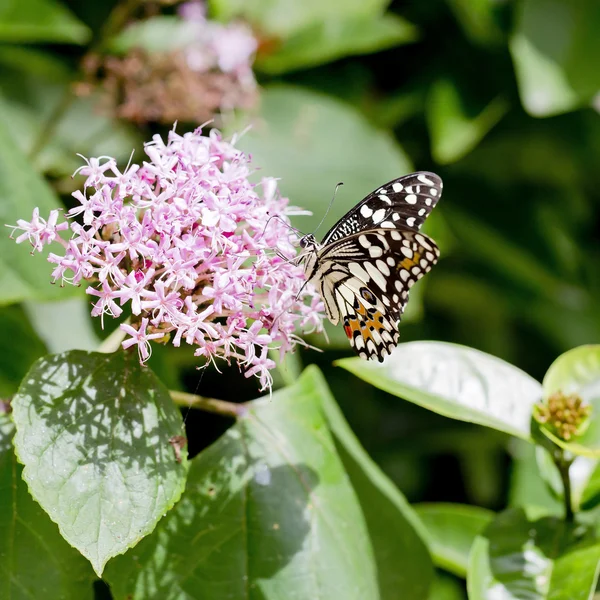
376, 259, 390, 276
417, 174, 435, 185
405, 194, 417, 205
359, 234, 371, 248
406, 217, 416, 227
392, 182, 403, 192
372, 209, 386, 224
360, 205, 373, 218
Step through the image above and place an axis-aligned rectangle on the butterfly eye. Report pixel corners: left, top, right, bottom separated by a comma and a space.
360, 288, 375, 303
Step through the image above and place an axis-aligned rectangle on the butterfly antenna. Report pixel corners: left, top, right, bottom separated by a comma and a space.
311, 182, 343, 236
259, 214, 305, 241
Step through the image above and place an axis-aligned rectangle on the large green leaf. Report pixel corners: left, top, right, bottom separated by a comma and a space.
0, 116, 73, 304
510, 0, 600, 116
0, 410, 96, 599
0, 0, 90, 44
427, 79, 508, 164
317, 367, 433, 599
104, 367, 379, 599
256, 13, 417, 74
238, 85, 412, 236
337, 341, 542, 440
541, 345, 600, 457
11, 351, 188, 576
415, 503, 494, 578
468, 508, 600, 599
209, 0, 389, 37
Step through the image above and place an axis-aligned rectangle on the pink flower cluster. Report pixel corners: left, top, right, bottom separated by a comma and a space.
9, 128, 324, 389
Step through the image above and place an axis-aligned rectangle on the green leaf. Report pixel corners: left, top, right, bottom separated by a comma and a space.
23, 298, 100, 353
445, 0, 503, 45
468, 508, 600, 599
508, 440, 563, 514
11, 351, 188, 576
237, 85, 412, 236
428, 572, 467, 600
107, 16, 200, 54
541, 345, 600, 457
256, 14, 417, 74
0, 410, 97, 599
209, 0, 389, 37
317, 367, 434, 599
104, 366, 379, 599
510, 0, 600, 116
337, 341, 543, 440
0, 116, 75, 304
579, 461, 600, 511
0, 304, 47, 396
427, 79, 508, 164
0, 0, 90, 44
415, 503, 494, 578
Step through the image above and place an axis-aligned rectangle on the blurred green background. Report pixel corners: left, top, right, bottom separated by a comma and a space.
0, 0, 599, 595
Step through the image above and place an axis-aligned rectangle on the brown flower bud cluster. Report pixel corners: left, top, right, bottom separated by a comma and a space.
79, 49, 258, 125
534, 391, 591, 441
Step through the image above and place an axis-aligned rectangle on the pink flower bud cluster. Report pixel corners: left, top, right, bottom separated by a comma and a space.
9, 127, 324, 390
179, 1, 257, 91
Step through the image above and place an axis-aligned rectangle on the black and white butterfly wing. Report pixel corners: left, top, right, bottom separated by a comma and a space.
321, 171, 442, 245
314, 228, 439, 361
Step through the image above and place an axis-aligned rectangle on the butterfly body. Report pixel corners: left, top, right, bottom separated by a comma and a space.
298, 172, 442, 362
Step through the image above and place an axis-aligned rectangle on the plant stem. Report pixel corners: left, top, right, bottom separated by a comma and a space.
98, 321, 128, 354
170, 390, 247, 419
556, 451, 574, 523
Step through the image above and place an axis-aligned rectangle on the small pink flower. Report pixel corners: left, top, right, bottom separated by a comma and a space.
121, 318, 166, 363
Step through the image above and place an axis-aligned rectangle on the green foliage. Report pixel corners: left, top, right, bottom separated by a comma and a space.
540, 345, 600, 456
0, 412, 97, 599
237, 85, 412, 236
0, 0, 90, 44
11, 351, 189, 576
468, 508, 600, 599
337, 341, 543, 440
1, 0, 600, 597
415, 503, 494, 578
510, 0, 600, 116
105, 367, 431, 599
0, 116, 72, 304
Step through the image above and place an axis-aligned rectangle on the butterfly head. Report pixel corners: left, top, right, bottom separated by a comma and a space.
299, 233, 318, 249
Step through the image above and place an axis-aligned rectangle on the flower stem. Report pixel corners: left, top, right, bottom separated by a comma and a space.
98, 324, 127, 354
170, 390, 247, 419
556, 451, 574, 523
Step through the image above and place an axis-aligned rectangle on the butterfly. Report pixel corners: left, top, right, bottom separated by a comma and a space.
297, 171, 442, 362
